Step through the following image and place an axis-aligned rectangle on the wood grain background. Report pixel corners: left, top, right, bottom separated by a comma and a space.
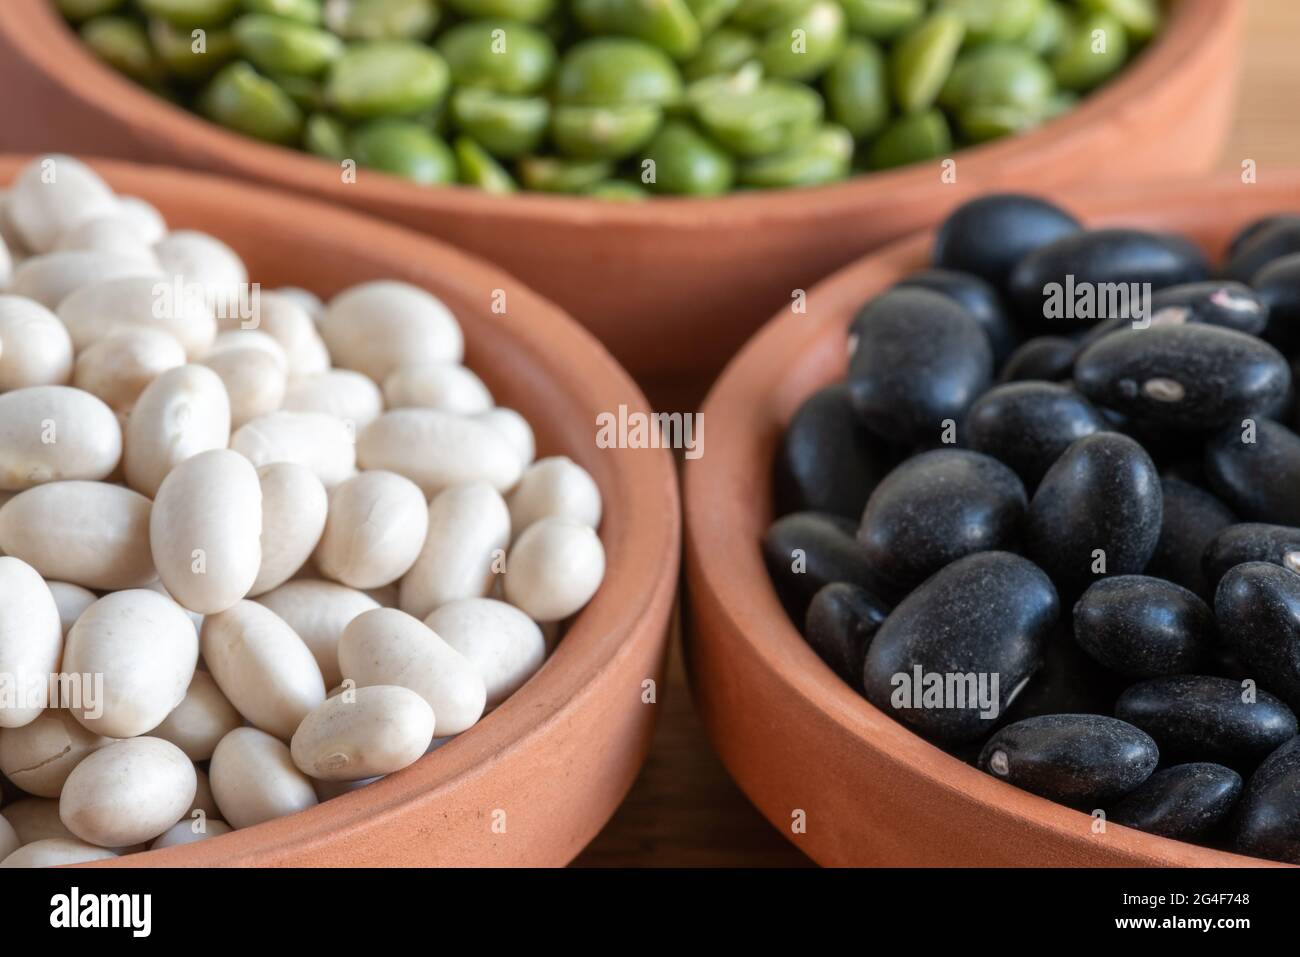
574, 0, 1300, 867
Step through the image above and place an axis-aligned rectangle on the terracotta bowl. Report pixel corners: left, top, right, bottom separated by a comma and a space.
0, 0, 1244, 390
0, 155, 680, 867
683, 172, 1300, 868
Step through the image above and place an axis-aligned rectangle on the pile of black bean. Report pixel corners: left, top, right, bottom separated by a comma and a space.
764, 193, 1300, 863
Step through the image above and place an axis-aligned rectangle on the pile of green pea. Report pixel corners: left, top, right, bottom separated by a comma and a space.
58, 0, 1162, 197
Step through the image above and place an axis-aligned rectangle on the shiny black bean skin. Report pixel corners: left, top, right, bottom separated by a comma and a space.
1008, 229, 1210, 332
1221, 216, 1300, 283
997, 336, 1078, 383
978, 714, 1159, 807
1149, 281, 1269, 336
1233, 736, 1300, 864
1203, 522, 1300, 593
1251, 252, 1300, 355
1073, 576, 1215, 678
861, 551, 1058, 744
966, 382, 1107, 487
895, 268, 1019, 364
803, 582, 890, 689
1073, 325, 1291, 432
774, 384, 899, 520
856, 449, 1026, 594
1146, 477, 1237, 600
1204, 419, 1300, 525
1227, 213, 1300, 260
847, 288, 993, 447
1114, 675, 1298, 770
1110, 763, 1242, 841
932, 193, 1082, 290
762, 512, 876, 622
1215, 562, 1300, 711
1025, 432, 1163, 598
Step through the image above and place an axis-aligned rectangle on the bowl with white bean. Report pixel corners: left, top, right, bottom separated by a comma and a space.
0, 154, 679, 867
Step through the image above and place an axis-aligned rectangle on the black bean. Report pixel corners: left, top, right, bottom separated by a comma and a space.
1204, 419, 1300, 525
1008, 229, 1210, 333
997, 336, 1079, 383
1114, 675, 1298, 770
1222, 216, 1300, 282
966, 382, 1107, 487
1074, 577, 1215, 678
932, 193, 1082, 290
1203, 522, 1300, 593
1001, 624, 1130, 723
1233, 736, 1300, 864
1251, 252, 1300, 355
1110, 763, 1242, 841
1227, 213, 1300, 260
803, 582, 889, 689
861, 552, 1058, 744
895, 268, 1019, 364
1025, 432, 1163, 597
774, 383, 898, 520
847, 288, 993, 447
1215, 562, 1300, 711
978, 714, 1159, 807
1073, 324, 1291, 432
1149, 281, 1270, 336
856, 449, 1026, 594
762, 512, 876, 622
1146, 477, 1237, 599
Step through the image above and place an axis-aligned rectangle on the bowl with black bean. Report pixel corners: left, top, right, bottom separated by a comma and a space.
684, 176, 1300, 867
0, 154, 679, 867
0, 1, 1242, 386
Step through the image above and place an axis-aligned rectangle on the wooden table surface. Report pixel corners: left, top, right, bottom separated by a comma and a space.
573, 0, 1300, 868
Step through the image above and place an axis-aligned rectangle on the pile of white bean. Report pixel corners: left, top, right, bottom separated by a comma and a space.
0, 156, 606, 868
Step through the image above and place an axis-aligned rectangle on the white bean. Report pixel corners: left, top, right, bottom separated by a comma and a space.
504, 517, 606, 623
9, 251, 158, 309
358, 409, 521, 497
53, 215, 158, 265
254, 580, 379, 689
59, 737, 196, 847
155, 230, 248, 316
250, 462, 328, 597
73, 327, 186, 411
201, 600, 326, 740
0, 559, 63, 729
201, 345, 287, 429
7, 156, 119, 253
0, 709, 112, 797
231, 410, 357, 489
339, 608, 485, 735
321, 280, 463, 382
474, 407, 536, 469
207, 329, 288, 369
425, 598, 546, 709
1, 798, 72, 844
115, 195, 168, 245
150, 670, 242, 762
46, 581, 96, 635
209, 726, 317, 829
271, 286, 323, 322
62, 589, 199, 738
0, 385, 121, 490
0, 232, 11, 290
281, 369, 383, 430
0, 295, 73, 389
382, 362, 492, 414
0, 482, 154, 589
315, 471, 428, 589
0, 813, 16, 862
0, 838, 118, 868
233, 291, 329, 379
57, 274, 217, 358
151, 818, 232, 849
507, 456, 602, 535
291, 685, 434, 781
125, 363, 231, 497
151, 449, 262, 614
398, 482, 509, 620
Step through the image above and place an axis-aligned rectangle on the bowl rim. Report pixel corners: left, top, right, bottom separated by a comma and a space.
0, 153, 681, 866
2, 0, 1240, 227
684, 169, 1300, 869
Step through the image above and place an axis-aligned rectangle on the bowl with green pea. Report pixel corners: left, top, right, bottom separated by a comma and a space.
0, 0, 1243, 389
